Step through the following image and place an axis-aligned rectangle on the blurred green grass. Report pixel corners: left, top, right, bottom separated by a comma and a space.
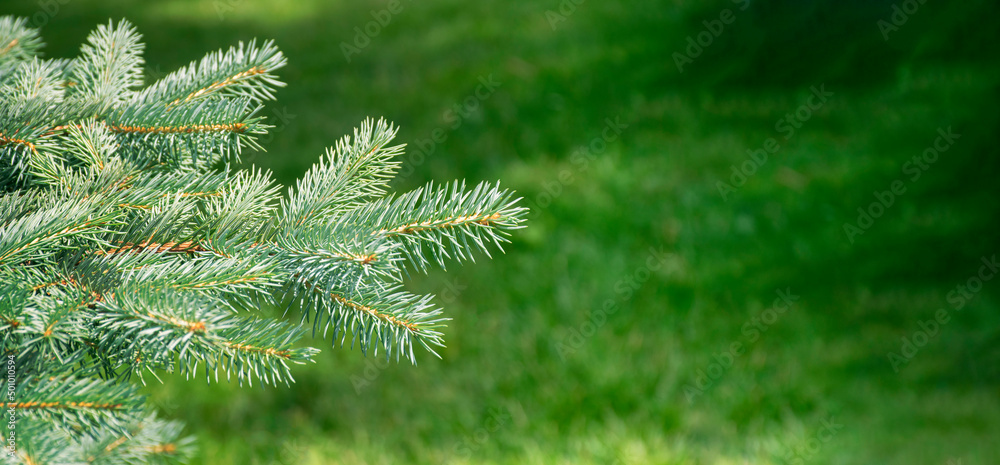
7, 0, 1000, 463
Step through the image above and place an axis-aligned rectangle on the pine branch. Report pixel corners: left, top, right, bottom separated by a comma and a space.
0, 196, 115, 266
65, 19, 145, 114
272, 220, 402, 296
0, 17, 43, 78
0, 376, 144, 439
79, 413, 195, 465
0, 102, 63, 186
101, 97, 268, 168
0, 16, 527, 462
0, 58, 71, 107
122, 253, 280, 297
107, 167, 229, 210
292, 282, 446, 363
96, 289, 317, 387
193, 167, 280, 246
344, 180, 528, 271
52, 120, 118, 170
279, 118, 403, 230
135, 39, 285, 107
2, 420, 85, 465
17, 288, 94, 366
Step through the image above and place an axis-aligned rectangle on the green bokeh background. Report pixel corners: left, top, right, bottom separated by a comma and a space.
5, 0, 1000, 463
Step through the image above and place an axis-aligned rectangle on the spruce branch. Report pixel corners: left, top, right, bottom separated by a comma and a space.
135, 39, 285, 107
0, 17, 43, 77
0, 196, 116, 266
0, 103, 64, 185
66, 19, 145, 114
350, 180, 528, 271
0, 16, 526, 462
304, 284, 446, 362
1, 58, 71, 107
0, 376, 144, 439
279, 118, 403, 230
79, 413, 195, 465
2, 420, 87, 465
101, 96, 268, 168
95, 289, 316, 387
54, 120, 118, 170
194, 166, 280, 245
